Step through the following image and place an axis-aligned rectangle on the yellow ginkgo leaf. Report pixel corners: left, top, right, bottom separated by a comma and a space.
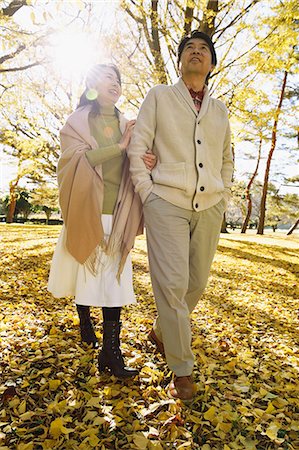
89, 434, 100, 447
265, 422, 280, 440
133, 432, 149, 450
16, 444, 34, 450
265, 401, 276, 414
18, 400, 26, 414
49, 417, 73, 438
204, 406, 216, 421
49, 380, 61, 391
148, 442, 163, 450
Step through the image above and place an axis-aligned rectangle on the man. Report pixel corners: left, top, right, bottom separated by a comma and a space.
128, 31, 234, 402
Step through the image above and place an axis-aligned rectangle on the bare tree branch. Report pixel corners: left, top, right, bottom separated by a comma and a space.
0, 60, 43, 73
1, 0, 27, 17
0, 44, 26, 65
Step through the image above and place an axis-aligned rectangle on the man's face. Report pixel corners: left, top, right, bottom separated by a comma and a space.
179, 38, 215, 79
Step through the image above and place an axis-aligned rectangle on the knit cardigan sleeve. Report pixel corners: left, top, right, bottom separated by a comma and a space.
221, 120, 234, 207
127, 88, 156, 203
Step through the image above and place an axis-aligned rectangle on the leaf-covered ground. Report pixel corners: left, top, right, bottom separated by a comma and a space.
0, 224, 298, 450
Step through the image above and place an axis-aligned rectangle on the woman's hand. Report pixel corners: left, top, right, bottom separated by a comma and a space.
142, 150, 157, 171
119, 120, 136, 151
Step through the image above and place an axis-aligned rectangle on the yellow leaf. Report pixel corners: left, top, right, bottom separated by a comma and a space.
148, 443, 163, 450
86, 397, 102, 408
223, 360, 236, 371
30, 11, 36, 24
193, 336, 202, 346
49, 417, 71, 438
218, 422, 232, 433
265, 422, 280, 440
18, 400, 26, 414
177, 443, 193, 449
16, 444, 33, 450
188, 414, 202, 424
87, 376, 98, 386
9, 398, 20, 408
49, 327, 58, 335
223, 445, 231, 450
93, 417, 107, 426
89, 434, 100, 447
204, 406, 216, 421
259, 387, 268, 396
19, 411, 35, 421
133, 432, 149, 449
81, 428, 99, 438
49, 380, 61, 391
83, 411, 97, 422
265, 401, 276, 414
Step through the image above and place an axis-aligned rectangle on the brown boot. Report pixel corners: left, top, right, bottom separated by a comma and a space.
168, 375, 196, 403
148, 329, 165, 356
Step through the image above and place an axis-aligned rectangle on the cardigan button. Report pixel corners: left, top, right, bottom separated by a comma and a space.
200, 186, 205, 191
198, 163, 203, 168
195, 203, 199, 209
197, 139, 201, 144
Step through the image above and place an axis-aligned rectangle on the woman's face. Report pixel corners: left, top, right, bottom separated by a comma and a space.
94, 67, 121, 106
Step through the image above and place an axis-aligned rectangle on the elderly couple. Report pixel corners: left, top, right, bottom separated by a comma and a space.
48, 31, 234, 402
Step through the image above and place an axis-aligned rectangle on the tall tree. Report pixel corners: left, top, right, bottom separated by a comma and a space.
117, 0, 264, 103
257, 71, 289, 234
30, 185, 59, 224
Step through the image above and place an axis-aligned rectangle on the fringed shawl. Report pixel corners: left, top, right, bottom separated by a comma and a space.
57, 105, 144, 280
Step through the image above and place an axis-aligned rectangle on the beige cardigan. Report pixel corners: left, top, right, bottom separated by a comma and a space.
57, 105, 143, 279
128, 78, 234, 212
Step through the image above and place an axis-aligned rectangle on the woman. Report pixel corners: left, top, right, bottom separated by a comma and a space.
48, 64, 155, 378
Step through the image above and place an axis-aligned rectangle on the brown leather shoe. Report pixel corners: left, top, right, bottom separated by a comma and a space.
168, 376, 196, 403
148, 329, 165, 356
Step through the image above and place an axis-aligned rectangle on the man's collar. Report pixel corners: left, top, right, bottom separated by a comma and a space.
173, 78, 210, 117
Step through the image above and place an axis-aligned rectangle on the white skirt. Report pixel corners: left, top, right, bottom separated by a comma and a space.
47, 215, 136, 307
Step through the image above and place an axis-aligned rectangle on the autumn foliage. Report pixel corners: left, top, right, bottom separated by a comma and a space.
0, 225, 298, 449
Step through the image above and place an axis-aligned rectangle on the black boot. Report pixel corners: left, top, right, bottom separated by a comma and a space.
98, 321, 139, 378
76, 305, 99, 348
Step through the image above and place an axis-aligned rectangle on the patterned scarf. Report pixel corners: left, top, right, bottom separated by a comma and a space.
189, 88, 204, 112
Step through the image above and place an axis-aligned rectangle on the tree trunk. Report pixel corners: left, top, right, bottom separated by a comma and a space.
183, 5, 194, 35
150, 0, 167, 84
200, 0, 219, 36
221, 213, 228, 233
257, 71, 288, 235
241, 136, 262, 233
287, 218, 299, 235
44, 207, 52, 225
6, 180, 19, 223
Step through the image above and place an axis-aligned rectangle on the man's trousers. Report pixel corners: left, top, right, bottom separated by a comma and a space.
144, 193, 225, 376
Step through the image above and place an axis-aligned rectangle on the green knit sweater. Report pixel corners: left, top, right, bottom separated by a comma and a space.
86, 106, 124, 214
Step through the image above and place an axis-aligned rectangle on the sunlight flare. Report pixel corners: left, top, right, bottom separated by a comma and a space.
49, 30, 104, 79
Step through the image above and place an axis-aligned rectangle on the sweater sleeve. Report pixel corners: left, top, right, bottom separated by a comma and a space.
85, 144, 122, 167
221, 121, 234, 207
127, 88, 157, 203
